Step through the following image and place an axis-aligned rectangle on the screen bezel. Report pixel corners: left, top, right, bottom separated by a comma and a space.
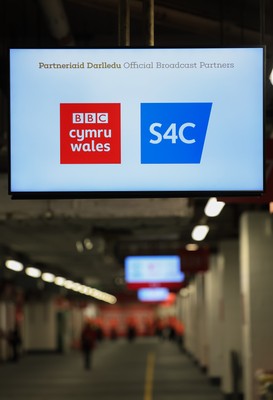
8, 46, 266, 200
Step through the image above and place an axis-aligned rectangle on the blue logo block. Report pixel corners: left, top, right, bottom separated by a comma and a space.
141, 103, 212, 164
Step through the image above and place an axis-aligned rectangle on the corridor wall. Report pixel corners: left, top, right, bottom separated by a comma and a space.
0, 301, 15, 361
240, 211, 273, 400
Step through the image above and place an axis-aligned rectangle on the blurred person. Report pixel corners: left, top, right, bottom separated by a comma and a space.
110, 327, 118, 340
143, 318, 154, 337
109, 320, 118, 340
127, 324, 136, 341
168, 316, 178, 341
8, 324, 22, 362
80, 322, 97, 370
126, 316, 137, 342
154, 318, 164, 339
96, 325, 104, 342
176, 320, 185, 351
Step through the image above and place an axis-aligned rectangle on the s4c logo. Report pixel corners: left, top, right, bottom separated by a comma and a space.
141, 103, 212, 164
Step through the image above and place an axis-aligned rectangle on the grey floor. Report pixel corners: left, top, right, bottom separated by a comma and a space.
0, 338, 223, 400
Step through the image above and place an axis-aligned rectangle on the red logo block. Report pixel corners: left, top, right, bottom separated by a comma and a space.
60, 103, 121, 164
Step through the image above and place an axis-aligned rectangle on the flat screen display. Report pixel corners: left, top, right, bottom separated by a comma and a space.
137, 288, 170, 302
9, 47, 264, 198
124, 255, 184, 289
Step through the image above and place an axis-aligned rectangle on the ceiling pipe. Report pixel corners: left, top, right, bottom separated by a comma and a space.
118, 0, 130, 46
67, 0, 273, 45
143, 0, 154, 46
38, 0, 75, 46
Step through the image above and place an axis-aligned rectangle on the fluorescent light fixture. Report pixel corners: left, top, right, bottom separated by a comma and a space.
79, 285, 90, 295
105, 295, 117, 304
75, 241, 84, 253
5, 259, 24, 272
185, 243, 199, 251
71, 282, 81, 291
191, 225, 209, 241
91, 289, 101, 299
64, 280, 74, 289
43, 274, 117, 304
108, 296, 117, 305
204, 197, 225, 217
270, 69, 273, 85
86, 287, 117, 304
25, 266, 41, 278
54, 276, 66, 286
86, 287, 93, 296
98, 292, 117, 304
83, 238, 93, 250
41, 272, 55, 283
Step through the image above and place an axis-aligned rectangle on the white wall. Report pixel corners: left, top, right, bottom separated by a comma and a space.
70, 306, 85, 348
240, 211, 273, 400
177, 274, 207, 368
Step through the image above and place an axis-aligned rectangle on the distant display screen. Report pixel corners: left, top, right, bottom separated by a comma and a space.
137, 288, 170, 302
9, 47, 264, 198
124, 255, 184, 289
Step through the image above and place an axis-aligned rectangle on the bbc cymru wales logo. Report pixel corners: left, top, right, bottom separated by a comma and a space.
60, 103, 121, 164
141, 103, 212, 164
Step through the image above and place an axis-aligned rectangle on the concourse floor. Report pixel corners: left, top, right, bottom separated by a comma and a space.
0, 337, 223, 400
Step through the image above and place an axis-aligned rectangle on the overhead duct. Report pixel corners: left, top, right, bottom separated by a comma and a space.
38, 0, 75, 46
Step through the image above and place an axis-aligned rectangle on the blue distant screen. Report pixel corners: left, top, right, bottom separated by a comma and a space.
137, 288, 170, 302
125, 255, 184, 289
9, 47, 264, 197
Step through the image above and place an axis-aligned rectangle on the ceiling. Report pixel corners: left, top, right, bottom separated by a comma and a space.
0, 0, 272, 300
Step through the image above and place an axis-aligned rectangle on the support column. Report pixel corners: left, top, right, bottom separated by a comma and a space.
182, 282, 197, 355
204, 254, 223, 384
24, 299, 57, 352
220, 240, 242, 398
195, 273, 207, 370
0, 302, 8, 361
